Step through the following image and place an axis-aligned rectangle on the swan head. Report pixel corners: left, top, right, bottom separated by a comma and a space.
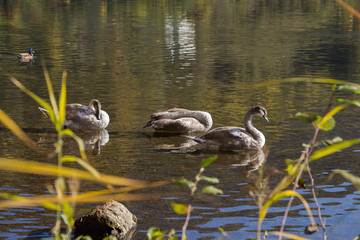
89, 99, 102, 120
88, 99, 110, 128
251, 105, 269, 122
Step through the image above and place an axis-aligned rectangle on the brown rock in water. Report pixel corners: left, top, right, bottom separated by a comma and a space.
74, 201, 137, 240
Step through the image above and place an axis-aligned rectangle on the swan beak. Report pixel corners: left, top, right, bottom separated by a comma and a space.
264, 115, 269, 122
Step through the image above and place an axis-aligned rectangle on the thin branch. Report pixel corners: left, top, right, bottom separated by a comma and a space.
278, 85, 337, 239
181, 167, 204, 239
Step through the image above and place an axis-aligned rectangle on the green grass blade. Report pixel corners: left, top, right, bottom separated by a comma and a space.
76, 158, 101, 179
201, 155, 217, 168
253, 77, 360, 89
337, 99, 360, 107
9, 77, 56, 124
59, 71, 67, 126
333, 170, 360, 190
259, 190, 315, 225
0, 192, 164, 210
61, 202, 74, 227
0, 158, 159, 187
0, 193, 59, 210
310, 139, 360, 161
60, 129, 87, 160
0, 109, 39, 149
42, 62, 59, 120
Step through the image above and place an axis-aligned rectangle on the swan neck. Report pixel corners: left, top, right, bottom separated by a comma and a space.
245, 112, 266, 148
187, 111, 213, 129
196, 111, 212, 128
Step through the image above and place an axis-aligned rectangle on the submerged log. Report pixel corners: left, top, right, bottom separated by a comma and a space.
74, 201, 137, 240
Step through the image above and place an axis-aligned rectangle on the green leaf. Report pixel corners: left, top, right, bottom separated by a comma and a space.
296, 104, 346, 131
319, 136, 343, 146
61, 202, 74, 227
200, 175, 219, 184
60, 155, 78, 163
168, 229, 177, 239
337, 98, 360, 107
310, 139, 360, 161
173, 178, 195, 188
171, 202, 189, 215
315, 116, 336, 131
295, 112, 319, 123
200, 186, 223, 195
284, 162, 295, 175
338, 85, 360, 94
147, 227, 166, 240
302, 143, 311, 148
201, 155, 217, 168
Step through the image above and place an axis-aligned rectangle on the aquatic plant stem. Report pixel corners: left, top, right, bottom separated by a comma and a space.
181, 167, 204, 240
306, 161, 327, 239
182, 203, 192, 240
278, 126, 320, 240
52, 134, 64, 239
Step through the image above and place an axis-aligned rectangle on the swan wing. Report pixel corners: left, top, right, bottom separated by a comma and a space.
64, 104, 97, 130
151, 118, 205, 133
194, 127, 259, 151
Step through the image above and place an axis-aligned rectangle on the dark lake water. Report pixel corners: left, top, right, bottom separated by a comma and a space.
1, 0, 360, 239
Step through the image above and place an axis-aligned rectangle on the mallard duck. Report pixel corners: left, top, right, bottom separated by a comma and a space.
17, 48, 35, 61
143, 108, 213, 133
39, 99, 110, 130
193, 106, 269, 151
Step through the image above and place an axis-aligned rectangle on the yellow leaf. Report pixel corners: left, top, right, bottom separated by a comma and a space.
310, 139, 360, 161
318, 104, 347, 128
171, 202, 189, 215
270, 231, 310, 240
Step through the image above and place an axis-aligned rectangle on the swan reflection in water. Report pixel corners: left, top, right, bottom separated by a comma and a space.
144, 131, 268, 176
38, 129, 109, 155
193, 146, 269, 177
